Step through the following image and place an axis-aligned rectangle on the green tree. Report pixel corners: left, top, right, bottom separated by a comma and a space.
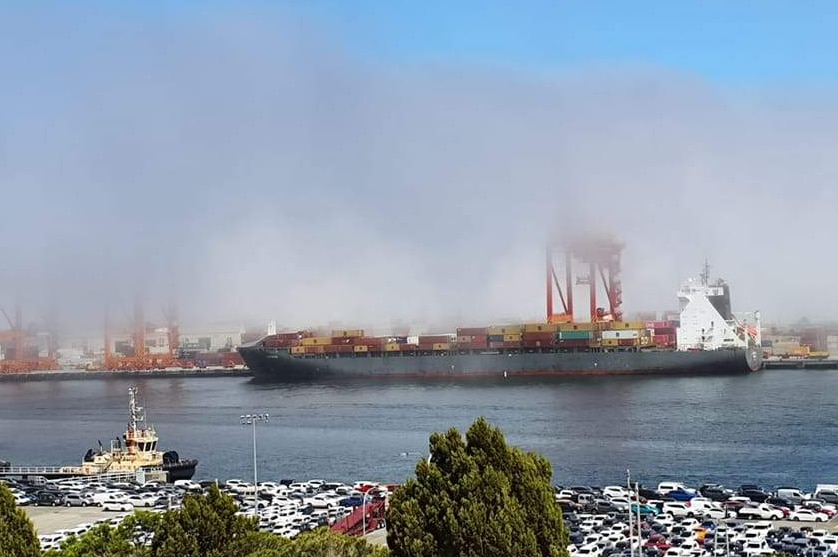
0, 482, 40, 557
386, 417, 569, 557
284, 528, 389, 557
44, 512, 160, 557
226, 530, 291, 556
149, 484, 256, 557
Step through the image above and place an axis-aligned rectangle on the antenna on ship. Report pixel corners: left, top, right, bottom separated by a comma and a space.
128, 386, 145, 433
700, 258, 710, 286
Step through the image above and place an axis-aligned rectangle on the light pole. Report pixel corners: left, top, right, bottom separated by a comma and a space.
240, 413, 269, 513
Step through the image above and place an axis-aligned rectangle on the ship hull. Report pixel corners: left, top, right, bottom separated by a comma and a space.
239, 345, 761, 383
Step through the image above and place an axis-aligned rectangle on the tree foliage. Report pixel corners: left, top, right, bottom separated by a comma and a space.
387, 417, 569, 557
285, 528, 389, 557
0, 482, 40, 557
149, 484, 256, 557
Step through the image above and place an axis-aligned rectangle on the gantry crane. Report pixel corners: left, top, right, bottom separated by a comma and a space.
546, 236, 624, 324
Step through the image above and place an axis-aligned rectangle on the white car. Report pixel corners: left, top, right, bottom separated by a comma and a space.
127, 494, 160, 507
608, 497, 631, 511
102, 501, 134, 513
702, 507, 727, 519
661, 501, 693, 517
789, 508, 829, 522
603, 486, 630, 499
737, 504, 783, 520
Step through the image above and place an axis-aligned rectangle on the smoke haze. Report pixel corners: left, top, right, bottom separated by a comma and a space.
1, 4, 836, 335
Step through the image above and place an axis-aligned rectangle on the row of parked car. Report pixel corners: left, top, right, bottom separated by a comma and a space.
5, 475, 394, 553
557, 482, 838, 557
555, 482, 838, 523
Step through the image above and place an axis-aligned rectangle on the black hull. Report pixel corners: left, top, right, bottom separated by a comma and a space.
164, 459, 198, 481
239, 345, 762, 383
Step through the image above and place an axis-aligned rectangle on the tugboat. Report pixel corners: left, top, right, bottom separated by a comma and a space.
0, 387, 197, 482
77, 386, 198, 481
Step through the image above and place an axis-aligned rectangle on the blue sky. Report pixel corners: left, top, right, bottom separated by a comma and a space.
291, 0, 833, 85
13, 0, 831, 84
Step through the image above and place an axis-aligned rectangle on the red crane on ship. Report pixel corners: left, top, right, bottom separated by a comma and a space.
546, 236, 624, 324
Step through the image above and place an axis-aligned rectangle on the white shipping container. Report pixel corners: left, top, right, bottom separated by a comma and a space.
407, 336, 420, 345
602, 330, 640, 340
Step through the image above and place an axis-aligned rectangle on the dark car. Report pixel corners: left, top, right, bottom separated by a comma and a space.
765, 496, 794, 508
816, 490, 838, 505
701, 486, 732, 502
33, 491, 62, 506
739, 488, 771, 503
668, 488, 697, 501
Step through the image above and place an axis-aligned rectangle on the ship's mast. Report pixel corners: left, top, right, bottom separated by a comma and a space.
700, 258, 710, 286
128, 386, 145, 434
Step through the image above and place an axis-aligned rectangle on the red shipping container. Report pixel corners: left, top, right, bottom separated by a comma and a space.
521, 339, 554, 349
618, 339, 637, 347
399, 344, 419, 351
653, 334, 676, 345
305, 346, 325, 354
418, 335, 451, 344
653, 327, 677, 336
522, 332, 554, 342
557, 339, 590, 348
457, 327, 488, 336
356, 337, 386, 346
467, 340, 489, 349
502, 341, 521, 349
488, 341, 504, 349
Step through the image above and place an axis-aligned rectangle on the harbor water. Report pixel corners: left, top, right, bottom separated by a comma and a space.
1, 368, 836, 490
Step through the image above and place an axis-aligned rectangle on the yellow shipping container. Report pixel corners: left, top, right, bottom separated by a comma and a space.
354, 345, 369, 353
433, 343, 450, 351
301, 336, 332, 346
290, 346, 305, 354
558, 322, 595, 332
601, 339, 619, 347
613, 321, 645, 330
332, 329, 364, 338
523, 323, 559, 333
385, 343, 401, 352
503, 334, 522, 342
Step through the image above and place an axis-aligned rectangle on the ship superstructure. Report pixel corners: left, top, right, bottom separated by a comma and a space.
677, 262, 761, 352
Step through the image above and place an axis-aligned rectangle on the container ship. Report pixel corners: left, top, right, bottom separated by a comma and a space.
239, 251, 763, 381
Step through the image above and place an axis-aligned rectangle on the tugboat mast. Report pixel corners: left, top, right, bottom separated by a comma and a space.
128, 386, 145, 434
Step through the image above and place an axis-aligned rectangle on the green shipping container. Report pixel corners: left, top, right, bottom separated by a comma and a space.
558, 331, 593, 340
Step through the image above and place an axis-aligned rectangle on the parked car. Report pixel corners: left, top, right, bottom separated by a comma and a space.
102, 500, 134, 512
737, 504, 784, 520
668, 489, 698, 502
33, 491, 62, 506
62, 493, 94, 507
789, 508, 829, 522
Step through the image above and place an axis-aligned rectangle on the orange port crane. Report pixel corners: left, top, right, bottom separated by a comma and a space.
103, 297, 180, 371
0, 305, 58, 373
546, 236, 624, 324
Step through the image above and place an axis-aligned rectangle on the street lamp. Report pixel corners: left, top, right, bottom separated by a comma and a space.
240, 413, 269, 513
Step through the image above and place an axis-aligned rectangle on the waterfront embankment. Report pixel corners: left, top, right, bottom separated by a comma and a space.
0, 368, 252, 382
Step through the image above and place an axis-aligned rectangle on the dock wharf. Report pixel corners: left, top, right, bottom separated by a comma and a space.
762, 359, 838, 370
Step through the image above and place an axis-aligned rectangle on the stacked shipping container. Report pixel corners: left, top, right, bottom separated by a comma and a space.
259, 319, 668, 357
